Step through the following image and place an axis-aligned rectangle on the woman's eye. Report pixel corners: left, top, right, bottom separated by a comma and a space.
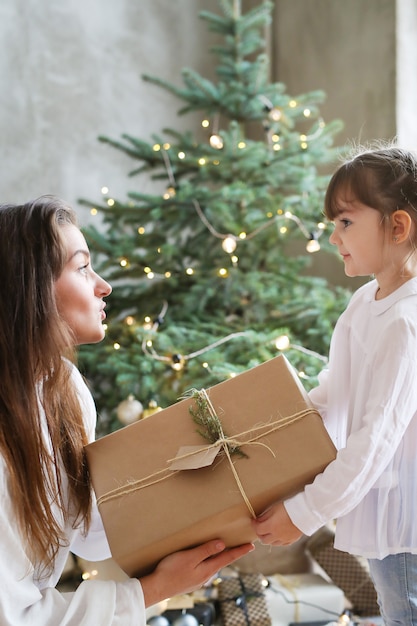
79, 264, 89, 275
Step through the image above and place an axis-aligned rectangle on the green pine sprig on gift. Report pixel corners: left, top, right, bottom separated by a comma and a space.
187, 389, 248, 459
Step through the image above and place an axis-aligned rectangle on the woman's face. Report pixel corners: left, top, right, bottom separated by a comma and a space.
54, 224, 112, 345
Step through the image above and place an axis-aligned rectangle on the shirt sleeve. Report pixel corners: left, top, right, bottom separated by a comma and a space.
285, 315, 417, 536
308, 367, 329, 422
0, 457, 146, 625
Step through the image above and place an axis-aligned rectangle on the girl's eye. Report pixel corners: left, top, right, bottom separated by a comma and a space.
340, 219, 352, 228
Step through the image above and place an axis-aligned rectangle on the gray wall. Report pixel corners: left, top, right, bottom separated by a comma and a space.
273, 0, 397, 144
0, 0, 216, 224
0, 0, 408, 228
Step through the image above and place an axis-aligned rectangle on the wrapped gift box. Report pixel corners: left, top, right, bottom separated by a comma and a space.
86, 355, 336, 577
218, 572, 272, 626
306, 527, 380, 616
265, 573, 345, 625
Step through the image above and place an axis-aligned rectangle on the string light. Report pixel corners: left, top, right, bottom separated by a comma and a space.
209, 134, 224, 149
190, 200, 325, 256
275, 334, 328, 364
306, 234, 321, 253
170, 354, 185, 371
140, 302, 252, 366
275, 335, 290, 351
151, 126, 328, 259
222, 236, 237, 253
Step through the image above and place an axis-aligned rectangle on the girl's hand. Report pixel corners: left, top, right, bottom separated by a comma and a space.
139, 539, 254, 607
252, 501, 303, 546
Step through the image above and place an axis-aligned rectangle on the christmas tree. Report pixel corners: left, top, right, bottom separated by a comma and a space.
79, 0, 350, 434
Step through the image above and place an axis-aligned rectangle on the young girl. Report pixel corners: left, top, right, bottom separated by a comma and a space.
253, 145, 417, 624
0, 196, 253, 625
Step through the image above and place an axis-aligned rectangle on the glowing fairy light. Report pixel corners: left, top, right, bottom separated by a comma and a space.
222, 236, 237, 253
306, 236, 321, 253
209, 134, 224, 149
275, 335, 290, 351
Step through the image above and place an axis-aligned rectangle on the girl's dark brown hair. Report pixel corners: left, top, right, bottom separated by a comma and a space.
324, 145, 417, 229
0, 195, 91, 577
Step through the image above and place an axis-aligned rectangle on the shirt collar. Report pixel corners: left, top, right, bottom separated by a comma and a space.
367, 277, 417, 315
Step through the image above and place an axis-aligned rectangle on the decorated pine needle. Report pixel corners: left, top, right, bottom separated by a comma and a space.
186, 389, 248, 459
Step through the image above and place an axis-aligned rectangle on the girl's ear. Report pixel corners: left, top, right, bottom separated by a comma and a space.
391, 209, 413, 243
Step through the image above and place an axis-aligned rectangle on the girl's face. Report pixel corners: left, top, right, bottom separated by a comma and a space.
329, 197, 388, 278
54, 225, 112, 345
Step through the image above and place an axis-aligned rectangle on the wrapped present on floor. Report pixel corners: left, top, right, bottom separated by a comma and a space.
265, 573, 345, 625
306, 527, 379, 616
218, 572, 271, 626
86, 355, 336, 577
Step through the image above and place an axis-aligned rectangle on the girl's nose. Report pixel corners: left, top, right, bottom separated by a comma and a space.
329, 226, 339, 246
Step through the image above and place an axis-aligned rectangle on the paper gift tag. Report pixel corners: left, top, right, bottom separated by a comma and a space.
169, 445, 220, 470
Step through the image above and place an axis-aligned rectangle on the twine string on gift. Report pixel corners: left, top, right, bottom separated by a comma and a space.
96, 392, 321, 513
193, 388, 256, 518
272, 574, 301, 622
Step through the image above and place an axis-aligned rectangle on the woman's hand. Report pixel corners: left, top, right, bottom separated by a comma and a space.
252, 501, 303, 546
140, 540, 254, 607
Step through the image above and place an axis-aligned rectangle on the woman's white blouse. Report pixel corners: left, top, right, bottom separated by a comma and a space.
285, 277, 417, 558
0, 364, 145, 625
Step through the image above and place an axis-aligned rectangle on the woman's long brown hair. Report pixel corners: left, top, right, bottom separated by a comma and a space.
0, 196, 91, 578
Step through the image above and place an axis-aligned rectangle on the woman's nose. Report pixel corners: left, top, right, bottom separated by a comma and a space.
96, 274, 112, 297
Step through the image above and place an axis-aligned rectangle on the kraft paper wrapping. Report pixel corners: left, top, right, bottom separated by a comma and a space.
86, 355, 336, 577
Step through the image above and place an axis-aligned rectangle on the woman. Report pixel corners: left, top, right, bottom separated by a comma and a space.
0, 195, 253, 625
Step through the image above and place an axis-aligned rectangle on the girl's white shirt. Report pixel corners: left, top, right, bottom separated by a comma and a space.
0, 363, 145, 625
285, 277, 417, 558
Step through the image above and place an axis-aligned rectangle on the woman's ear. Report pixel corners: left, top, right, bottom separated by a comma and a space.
391, 209, 413, 243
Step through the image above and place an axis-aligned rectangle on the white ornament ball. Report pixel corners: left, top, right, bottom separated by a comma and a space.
172, 613, 199, 626
117, 395, 144, 425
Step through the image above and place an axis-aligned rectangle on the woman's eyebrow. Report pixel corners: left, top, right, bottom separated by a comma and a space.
68, 249, 90, 262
